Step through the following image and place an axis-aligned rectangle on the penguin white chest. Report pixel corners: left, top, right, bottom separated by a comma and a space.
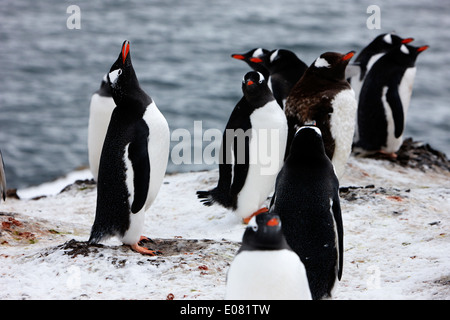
88, 94, 116, 180
226, 249, 311, 300
120, 102, 170, 245
329, 89, 357, 179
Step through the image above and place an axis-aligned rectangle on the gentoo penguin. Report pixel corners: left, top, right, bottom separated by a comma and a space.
269, 126, 343, 300
231, 48, 270, 78
87, 74, 116, 181
258, 49, 308, 109
197, 71, 288, 223
89, 40, 170, 255
225, 212, 312, 300
284, 51, 357, 179
0, 150, 6, 202
347, 33, 414, 101
353, 44, 429, 157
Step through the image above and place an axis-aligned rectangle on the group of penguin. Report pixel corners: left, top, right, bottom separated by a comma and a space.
84, 32, 427, 300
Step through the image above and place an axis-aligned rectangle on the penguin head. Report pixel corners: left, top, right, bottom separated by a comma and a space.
96, 73, 112, 97
231, 48, 268, 64
289, 125, 326, 159
390, 44, 429, 67
107, 40, 140, 104
374, 33, 414, 50
241, 71, 270, 100
242, 212, 286, 250
311, 51, 355, 81
262, 49, 299, 72
232, 48, 270, 76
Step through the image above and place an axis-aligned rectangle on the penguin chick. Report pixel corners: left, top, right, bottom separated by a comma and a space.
284, 51, 357, 179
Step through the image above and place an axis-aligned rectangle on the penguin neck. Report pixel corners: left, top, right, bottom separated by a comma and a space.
244, 89, 274, 108
115, 85, 152, 114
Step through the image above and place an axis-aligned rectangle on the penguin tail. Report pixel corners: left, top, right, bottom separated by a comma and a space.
196, 187, 234, 209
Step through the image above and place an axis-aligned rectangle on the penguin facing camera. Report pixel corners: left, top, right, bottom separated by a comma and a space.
89, 40, 170, 255
284, 51, 357, 179
225, 211, 312, 300
197, 71, 288, 223
270, 126, 343, 300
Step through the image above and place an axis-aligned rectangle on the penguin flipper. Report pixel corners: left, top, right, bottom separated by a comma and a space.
127, 122, 151, 214
386, 84, 405, 138
332, 193, 344, 280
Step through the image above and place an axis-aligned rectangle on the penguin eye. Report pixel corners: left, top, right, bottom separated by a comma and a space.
108, 68, 122, 85
248, 216, 258, 232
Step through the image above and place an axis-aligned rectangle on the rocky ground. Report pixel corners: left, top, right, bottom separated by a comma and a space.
0, 138, 449, 300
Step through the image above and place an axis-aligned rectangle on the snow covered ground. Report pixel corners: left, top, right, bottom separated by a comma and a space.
0, 149, 449, 300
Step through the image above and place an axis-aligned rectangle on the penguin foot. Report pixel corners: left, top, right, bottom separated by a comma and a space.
130, 243, 158, 255
130, 236, 162, 255
243, 207, 269, 224
378, 150, 398, 159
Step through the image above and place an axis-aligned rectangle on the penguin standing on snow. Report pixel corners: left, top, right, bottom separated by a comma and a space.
269, 126, 343, 300
231, 48, 270, 78
353, 44, 429, 158
347, 33, 414, 100
88, 74, 116, 181
197, 71, 288, 223
258, 49, 308, 109
225, 212, 312, 300
0, 150, 6, 202
284, 51, 357, 179
89, 40, 170, 255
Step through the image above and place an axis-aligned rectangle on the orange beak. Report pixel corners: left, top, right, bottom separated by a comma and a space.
250, 57, 263, 63
266, 217, 279, 227
417, 45, 429, 53
122, 41, 130, 64
247, 80, 254, 86
401, 37, 414, 44
342, 51, 355, 61
232, 54, 245, 60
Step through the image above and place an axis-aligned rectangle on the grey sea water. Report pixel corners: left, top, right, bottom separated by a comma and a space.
0, 0, 449, 189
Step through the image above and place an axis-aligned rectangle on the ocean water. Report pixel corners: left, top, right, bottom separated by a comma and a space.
0, 0, 449, 189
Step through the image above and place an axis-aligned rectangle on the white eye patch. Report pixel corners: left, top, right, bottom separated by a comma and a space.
248, 216, 258, 232
270, 49, 279, 63
400, 44, 409, 54
257, 71, 265, 83
314, 57, 331, 68
108, 68, 122, 85
253, 48, 264, 57
383, 33, 393, 44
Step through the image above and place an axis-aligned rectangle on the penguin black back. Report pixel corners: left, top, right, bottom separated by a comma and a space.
270, 126, 343, 300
